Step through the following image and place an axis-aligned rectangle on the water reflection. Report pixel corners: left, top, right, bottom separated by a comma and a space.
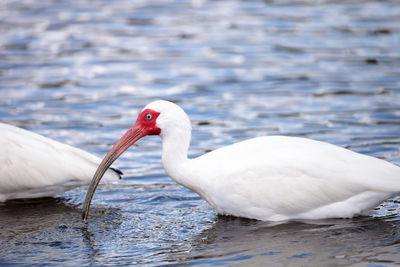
171, 215, 400, 266
0, 197, 124, 265
1, 196, 400, 265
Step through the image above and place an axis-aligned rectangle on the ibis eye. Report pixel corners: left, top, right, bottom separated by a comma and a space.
146, 114, 152, 120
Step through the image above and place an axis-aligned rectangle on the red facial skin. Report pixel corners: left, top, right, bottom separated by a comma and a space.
82, 109, 161, 220
101, 109, 161, 163
135, 109, 161, 136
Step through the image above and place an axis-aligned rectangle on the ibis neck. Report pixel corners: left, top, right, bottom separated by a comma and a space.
160, 128, 192, 186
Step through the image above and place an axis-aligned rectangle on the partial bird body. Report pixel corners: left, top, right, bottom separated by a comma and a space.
82, 100, 400, 221
0, 122, 121, 202
181, 136, 400, 221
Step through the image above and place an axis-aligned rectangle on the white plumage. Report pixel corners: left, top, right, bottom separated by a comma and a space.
0, 122, 121, 202
177, 136, 400, 221
83, 100, 400, 221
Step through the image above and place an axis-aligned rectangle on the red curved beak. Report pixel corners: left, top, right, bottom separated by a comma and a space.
82, 124, 144, 221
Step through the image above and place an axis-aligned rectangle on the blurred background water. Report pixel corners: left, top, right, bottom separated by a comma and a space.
1, 0, 400, 265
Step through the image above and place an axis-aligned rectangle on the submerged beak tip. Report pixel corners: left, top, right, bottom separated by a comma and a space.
82, 126, 144, 221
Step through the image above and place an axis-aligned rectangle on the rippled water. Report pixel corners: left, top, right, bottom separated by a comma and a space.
1, 0, 400, 265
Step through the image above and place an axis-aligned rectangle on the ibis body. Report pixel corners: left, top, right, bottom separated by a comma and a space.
83, 100, 400, 221
0, 122, 121, 202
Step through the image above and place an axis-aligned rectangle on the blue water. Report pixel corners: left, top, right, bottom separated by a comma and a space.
1, 0, 400, 265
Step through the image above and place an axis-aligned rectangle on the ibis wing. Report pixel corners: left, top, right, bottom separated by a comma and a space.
0, 123, 121, 201
195, 136, 400, 220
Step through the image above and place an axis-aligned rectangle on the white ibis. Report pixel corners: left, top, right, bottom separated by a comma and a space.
82, 100, 400, 221
0, 122, 121, 202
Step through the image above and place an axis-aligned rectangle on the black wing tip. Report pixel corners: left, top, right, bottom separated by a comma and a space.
110, 167, 123, 179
